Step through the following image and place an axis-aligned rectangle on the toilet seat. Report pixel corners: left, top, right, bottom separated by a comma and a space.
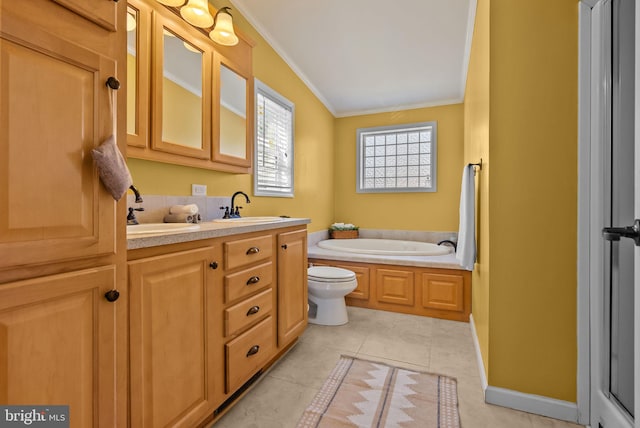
308, 266, 356, 283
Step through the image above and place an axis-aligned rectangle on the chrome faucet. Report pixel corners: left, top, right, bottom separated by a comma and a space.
230, 191, 250, 218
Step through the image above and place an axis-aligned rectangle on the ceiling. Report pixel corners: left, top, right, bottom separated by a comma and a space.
230, 0, 477, 117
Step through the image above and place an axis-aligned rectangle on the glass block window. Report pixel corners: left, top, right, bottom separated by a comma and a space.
356, 122, 437, 193
254, 79, 294, 197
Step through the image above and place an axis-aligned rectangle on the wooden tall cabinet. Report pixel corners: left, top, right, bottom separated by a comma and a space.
0, 1, 127, 427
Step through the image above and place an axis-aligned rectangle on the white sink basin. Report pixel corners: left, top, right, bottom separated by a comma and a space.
212, 216, 286, 224
127, 223, 200, 235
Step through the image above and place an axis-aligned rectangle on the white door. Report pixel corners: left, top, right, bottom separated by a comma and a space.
589, 0, 640, 427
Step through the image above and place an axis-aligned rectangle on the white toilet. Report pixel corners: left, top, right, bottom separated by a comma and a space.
307, 266, 357, 326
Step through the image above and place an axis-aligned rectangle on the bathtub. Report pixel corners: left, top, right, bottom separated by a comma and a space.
317, 238, 451, 256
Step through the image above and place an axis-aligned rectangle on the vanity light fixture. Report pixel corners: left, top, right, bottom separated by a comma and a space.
156, 0, 186, 6
180, 0, 214, 28
209, 7, 239, 46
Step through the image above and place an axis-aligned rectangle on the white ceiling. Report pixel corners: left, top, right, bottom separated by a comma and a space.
230, 0, 477, 117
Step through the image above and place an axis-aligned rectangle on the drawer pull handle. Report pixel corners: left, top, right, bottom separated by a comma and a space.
209, 261, 218, 270
246, 345, 260, 357
246, 276, 260, 286
246, 247, 260, 255
246, 305, 260, 316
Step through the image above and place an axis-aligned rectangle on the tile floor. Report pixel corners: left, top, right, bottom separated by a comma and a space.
212, 307, 584, 428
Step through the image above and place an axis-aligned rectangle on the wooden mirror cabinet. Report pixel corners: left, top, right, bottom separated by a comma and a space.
126, 0, 254, 173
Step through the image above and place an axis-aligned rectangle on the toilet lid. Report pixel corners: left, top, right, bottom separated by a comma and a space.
308, 266, 356, 281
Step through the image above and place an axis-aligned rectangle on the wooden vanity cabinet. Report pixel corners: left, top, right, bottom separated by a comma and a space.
0, 1, 128, 426
127, 225, 308, 426
128, 246, 220, 428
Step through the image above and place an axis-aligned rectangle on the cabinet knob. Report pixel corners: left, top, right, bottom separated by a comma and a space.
209, 261, 218, 270
246, 305, 260, 316
246, 345, 260, 357
105, 76, 120, 90
246, 276, 260, 286
246, 247, 260, 255
281, 244, 288, 250
104, 289, 120, 302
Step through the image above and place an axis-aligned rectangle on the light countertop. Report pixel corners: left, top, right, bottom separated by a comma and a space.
127, 218, 310, 250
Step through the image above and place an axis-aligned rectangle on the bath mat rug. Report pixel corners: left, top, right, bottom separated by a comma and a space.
296, 356, 460, 428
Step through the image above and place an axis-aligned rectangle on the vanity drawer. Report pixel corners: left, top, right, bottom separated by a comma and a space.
225, 316, 274, 393
225, 288, 273, 337
224, 262, 273, 303
224, 235, 273, 270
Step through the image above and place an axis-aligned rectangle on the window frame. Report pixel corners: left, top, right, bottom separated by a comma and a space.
253, 78, 295, 197
356, 121, 437, 193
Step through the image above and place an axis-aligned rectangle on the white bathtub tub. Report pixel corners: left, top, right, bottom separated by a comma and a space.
317, 238, 451, 256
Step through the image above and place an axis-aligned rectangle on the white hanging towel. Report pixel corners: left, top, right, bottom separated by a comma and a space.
456, 165, 476, 270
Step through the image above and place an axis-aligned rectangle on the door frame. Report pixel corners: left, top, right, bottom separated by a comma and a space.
578, 0, 639, 426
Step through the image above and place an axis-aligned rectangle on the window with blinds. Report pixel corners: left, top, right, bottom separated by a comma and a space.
356, 122, 437, 193
254, 79, 295, 197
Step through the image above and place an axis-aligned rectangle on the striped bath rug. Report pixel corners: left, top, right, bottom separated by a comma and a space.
296, 356, 460, 428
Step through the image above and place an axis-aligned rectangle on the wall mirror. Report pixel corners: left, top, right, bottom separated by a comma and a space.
219, 63, 247, 159
162, 28, 203, 149
151, 15, 211, 159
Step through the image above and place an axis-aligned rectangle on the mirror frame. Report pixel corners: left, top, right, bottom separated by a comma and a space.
150, 12, 212, 159
126, 0, 151, 148
212, 52, 253, 168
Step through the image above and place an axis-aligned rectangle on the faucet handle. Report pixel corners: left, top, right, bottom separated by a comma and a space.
220, 206, 230, 219
234, 206, 243, 217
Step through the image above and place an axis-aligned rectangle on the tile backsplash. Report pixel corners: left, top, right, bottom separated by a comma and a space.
126, 194, 232, 223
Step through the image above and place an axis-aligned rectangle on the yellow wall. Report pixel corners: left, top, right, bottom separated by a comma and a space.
483, 0, 578, 401
464, 0, 490, 377
126, 0, 335, 232
334, 104, 464, 230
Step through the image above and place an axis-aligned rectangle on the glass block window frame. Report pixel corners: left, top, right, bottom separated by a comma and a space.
356, 121, 437, 193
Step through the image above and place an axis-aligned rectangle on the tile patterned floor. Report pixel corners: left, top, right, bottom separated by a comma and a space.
212, 307, 584, 428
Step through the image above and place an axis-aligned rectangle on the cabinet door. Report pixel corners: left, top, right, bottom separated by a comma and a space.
0, 266, 119, 428
150, 12, 212, 160
420, 272, 464, 312
212, 53, 253, 168
0, 16, 116, 269
376, 268, 415, 306
277, 229, 308, 347
53, 0, 118, 31
129, 247, 219, 428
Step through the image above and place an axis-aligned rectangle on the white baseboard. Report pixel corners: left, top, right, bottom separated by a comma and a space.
485, 386, 579, 424
469, 314, 488, 391
469, 315, 579, 424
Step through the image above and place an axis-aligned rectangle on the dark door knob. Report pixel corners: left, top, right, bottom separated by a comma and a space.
104, 290, 120, 302
209, 261, 218, 270
603, 219, 640, 246
281, 244, 288, 250
106, 76, 120, 90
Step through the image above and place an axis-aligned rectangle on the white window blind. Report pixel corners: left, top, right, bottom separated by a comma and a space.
254, 79, 294, 197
